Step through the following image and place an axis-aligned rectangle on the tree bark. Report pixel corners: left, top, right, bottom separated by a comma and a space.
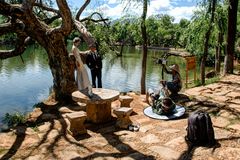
0, 0, 76, 102
215, 32, 223, 73
223, 0, 239, 75
140, 0, 148, 94
44, 36, 76, 101
200, 0, 216, 85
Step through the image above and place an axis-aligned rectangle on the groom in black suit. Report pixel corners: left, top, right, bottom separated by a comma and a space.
86, 44, 102, 88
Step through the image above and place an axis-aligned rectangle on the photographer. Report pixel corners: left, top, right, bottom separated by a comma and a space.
160, 62, 182, 95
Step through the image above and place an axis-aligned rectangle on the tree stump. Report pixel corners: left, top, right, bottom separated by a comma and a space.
66, 111, 87, 136
119, 95, 133, 107
113, 107, 133, 129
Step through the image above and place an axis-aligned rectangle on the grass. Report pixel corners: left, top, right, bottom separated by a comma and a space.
0, 147, 8, 155
188, 76, 220, 88
2, 112, 26, 128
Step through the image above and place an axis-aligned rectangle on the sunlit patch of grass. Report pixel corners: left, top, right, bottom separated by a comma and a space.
190, 76, 220, 88
0, 147, 8, 154
205, 76, 220, 85
2, 112, 26, 128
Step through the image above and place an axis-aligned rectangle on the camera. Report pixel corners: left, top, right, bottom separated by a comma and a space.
157, 58, 162, 64
156, 58, 167, 65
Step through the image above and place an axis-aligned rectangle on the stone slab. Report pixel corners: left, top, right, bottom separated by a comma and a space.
149, 145, 181, 160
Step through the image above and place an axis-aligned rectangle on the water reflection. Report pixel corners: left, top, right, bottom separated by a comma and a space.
0, 45, 197, 128
0, 45, 52, 127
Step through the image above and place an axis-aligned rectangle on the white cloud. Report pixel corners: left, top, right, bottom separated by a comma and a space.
148, 0, 171, 16
107, 0, 118, 4
87, 0, 196, 22
94, 3, 125, 18
168, 6, 196, 22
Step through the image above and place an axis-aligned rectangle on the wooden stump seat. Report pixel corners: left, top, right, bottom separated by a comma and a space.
119, 95, 133, 107
113, 107, 133, 129
66, 111, 87, 136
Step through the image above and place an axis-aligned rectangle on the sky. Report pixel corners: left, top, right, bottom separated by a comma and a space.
67, 0, 198, 23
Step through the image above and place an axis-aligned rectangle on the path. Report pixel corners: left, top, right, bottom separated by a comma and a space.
0, 75, 239, 160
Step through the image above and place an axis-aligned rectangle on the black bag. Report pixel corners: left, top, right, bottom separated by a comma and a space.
186, 111, 216, 147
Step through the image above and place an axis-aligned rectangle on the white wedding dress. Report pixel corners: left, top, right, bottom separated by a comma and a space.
72, 45, 91, 91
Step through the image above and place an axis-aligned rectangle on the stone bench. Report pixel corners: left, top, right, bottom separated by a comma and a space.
113, 107, 133, 129
76, 102, 87, 111
119, 95, 133, 107
65, 111, 87, 136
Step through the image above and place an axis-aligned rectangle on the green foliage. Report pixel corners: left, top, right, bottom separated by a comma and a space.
0, 147, 8, 154
2, 112, 26, 128
0, 15, 7, 23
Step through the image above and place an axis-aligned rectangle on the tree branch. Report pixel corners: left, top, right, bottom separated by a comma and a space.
0, 1, 24, 18
32, 3, 61, 25
43, 15, 61, 24
49, 0, 73, 35
74, 20, 95, 47
80, 12, 109, 26
76, 0, 91, 21
0, 33, 29, 60
34, 3, 59, 14
0, 22, 13, 36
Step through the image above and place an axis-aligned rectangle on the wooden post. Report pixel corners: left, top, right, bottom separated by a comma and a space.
186, 69, 188, 88
185, 56, 196, 88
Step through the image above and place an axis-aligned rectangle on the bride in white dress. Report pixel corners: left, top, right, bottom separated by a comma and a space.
71, 37, 92, 96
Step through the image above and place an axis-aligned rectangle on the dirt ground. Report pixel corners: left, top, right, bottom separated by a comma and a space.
0, 74, 239, 160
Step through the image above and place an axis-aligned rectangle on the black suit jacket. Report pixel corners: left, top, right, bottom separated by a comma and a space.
86, 51, 102, 70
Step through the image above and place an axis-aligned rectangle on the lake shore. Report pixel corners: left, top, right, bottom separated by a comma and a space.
0, 74, 240, 159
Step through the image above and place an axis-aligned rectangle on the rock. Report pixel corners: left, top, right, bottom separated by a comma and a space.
219, 110, 231, 117
227, 124, 240, 132
25, 155, 43, 160
140, 134, 160, 143
215, 147, 240, 160
57, 150, 81, 160
164, 136, 185, 148
229, 99, 240, 105
139, 124, 154, 133
88, 137, 109, 147
27, 108, 43, 122
37, 122, 51, 133
58, 107, 74, 113
149, 145, 181, 160
212, 117, 230, 128
0, 132, 16, 148
93, 157, 116, 160
214, 128, 232, 139
211, 95, 230, 103
226, 92, 240, 99
160, 128, 181, 134
121, 152, 151, 160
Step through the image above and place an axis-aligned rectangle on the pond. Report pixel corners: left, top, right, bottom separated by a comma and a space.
0, 45, 198, 129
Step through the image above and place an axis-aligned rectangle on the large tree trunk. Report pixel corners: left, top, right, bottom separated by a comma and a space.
215, 32, 223, 73
200, 0, 216, 85
0, 0, 105, 103
45, 37, 76, 101
140, 0, 148, 94
223, 0, 239, 74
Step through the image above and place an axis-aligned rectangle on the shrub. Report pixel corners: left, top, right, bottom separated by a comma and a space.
2, 112, 26, 128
